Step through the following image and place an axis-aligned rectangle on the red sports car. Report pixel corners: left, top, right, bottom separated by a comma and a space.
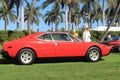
103, 39, 120, 52
0, 32, 111, 65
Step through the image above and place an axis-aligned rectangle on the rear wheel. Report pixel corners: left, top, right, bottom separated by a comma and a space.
86, 47, 101, 62
16, 48, 36, 65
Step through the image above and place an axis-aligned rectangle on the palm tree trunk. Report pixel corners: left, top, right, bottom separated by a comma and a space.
50, 23, 53, 32
102, 0, 105, 26
76, 18, 79, 30
28, 20, 31, 34
5, 19, 8, 30
72, 23, 74, 30
51, 23, 53, 32
68, 6, 71, 32
97, 21, 99, 27
65, 6, 69, 31
55, 23, 57, 32
55, 18, 58, 32
100, 4, 120, 42
32, 24, 34, 31
16, 5, 19, 30
28, 0, 36, 34
20, 0, 24, 30
118, 17, 120, 26
88, 9, 91, 27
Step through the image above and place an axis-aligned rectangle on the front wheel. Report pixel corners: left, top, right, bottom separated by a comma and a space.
16, 48, 36, 65
86, 47, 101, 62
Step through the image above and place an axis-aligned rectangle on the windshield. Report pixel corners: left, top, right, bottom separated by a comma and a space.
68, 34, 81, 42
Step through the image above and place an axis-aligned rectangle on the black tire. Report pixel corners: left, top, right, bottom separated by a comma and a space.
16, 48, 36, 65
86, 47, 101, 62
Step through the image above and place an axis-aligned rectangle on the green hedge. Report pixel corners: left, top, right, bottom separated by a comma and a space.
0, 30, 120, 43
0, 30, 30, 43
74, 30, 120, 42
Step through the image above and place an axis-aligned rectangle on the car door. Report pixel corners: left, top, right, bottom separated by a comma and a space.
52, 33, 82, 57
37, 34, 56, 57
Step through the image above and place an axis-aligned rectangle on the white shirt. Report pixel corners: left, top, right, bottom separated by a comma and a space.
83, 30, 91, 42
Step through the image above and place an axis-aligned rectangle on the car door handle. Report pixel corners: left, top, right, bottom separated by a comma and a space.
55, 43, 59, 46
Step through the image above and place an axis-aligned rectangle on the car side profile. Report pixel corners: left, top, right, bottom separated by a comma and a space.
103, 39, 120, 52
0, 32, 111, 65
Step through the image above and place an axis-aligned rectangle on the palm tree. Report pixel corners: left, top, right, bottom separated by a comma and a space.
42, 0, 64, 9
31, 6, 43, 31
24, 0, 36, 34
13, 0, 21, 30
91, 0, 102, 27
81, 0, 95, 27
118, 0, 120, 26
71, 4, 81, 30
25, 5, 43, 31
0, 0, 16, 30
65, 0, 80, 32
44, 11, 55, 31
5, 0, 21, 30
44, 2, 64, 32
42, 0, 64, 32
106, 0, 119, 26
91, 9, 102, 27
102, 0, 105, 26
42, 0, 80, 32
101, 1, 120, 42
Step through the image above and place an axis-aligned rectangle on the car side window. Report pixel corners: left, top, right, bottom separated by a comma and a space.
61, 34, 71, 41
52, 34, 72, 41
38, 34, 52, 40
52, 34, 61, 41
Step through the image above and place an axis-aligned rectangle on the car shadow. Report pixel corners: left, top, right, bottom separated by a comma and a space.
0, 57, 105, 65
0, 58, 14, 64
0, 57, 86, 64
111, 50, 120, 53
35, 57, 91, 64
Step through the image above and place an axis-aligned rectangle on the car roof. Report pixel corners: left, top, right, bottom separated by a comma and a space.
27, 32, 69, 38
45, 32, 68, 34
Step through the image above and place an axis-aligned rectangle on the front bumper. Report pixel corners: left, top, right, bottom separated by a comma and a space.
0, 49, 10, 59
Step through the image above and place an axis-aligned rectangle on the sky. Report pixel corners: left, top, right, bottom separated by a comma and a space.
0, 0, 108, 32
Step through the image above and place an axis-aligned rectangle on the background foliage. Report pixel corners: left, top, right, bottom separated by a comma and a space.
0, 30, 120, 43
0, 30, 29, 43
77, 30, 120, 42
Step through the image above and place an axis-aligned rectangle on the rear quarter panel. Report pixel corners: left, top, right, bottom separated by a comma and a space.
4, 39, 56, 58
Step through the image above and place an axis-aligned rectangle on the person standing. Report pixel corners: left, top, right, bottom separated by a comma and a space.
106, 33, 112, 41
82, 25, 91, 42
72, 30, 78, 37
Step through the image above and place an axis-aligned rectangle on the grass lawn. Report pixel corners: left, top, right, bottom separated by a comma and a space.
0, 44, 1, 49
0, 53, 120, 80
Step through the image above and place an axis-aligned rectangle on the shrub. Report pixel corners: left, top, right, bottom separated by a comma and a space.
76, 30, 120, 42
0, 30, 29, 43
0, 30, 120, 43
